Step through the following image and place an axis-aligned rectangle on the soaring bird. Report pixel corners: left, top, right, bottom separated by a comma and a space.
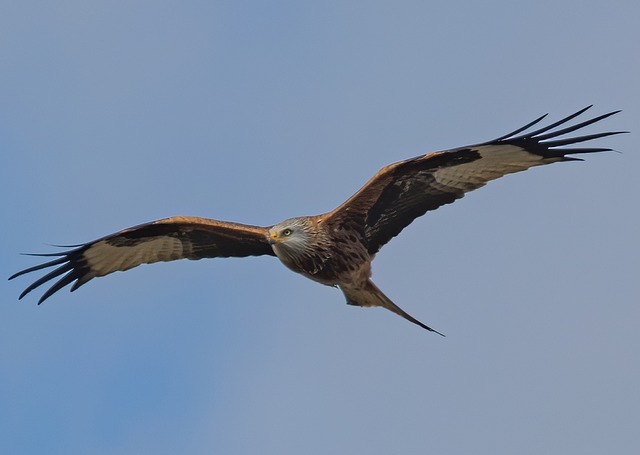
10, 106, 624, 335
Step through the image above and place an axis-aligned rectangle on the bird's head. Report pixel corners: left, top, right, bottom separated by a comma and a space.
268, 217, 314, 259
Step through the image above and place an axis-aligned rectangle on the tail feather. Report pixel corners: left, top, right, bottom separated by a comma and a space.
341, 281, 444, 336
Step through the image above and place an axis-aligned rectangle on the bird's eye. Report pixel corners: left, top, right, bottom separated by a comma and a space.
282, 228, 293, 236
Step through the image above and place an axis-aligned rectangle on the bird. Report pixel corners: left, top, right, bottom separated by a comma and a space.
10, 106, 625, 335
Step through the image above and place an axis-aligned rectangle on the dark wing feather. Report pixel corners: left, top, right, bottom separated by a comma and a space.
10, 216, 274, 304
324, 106, 625, 254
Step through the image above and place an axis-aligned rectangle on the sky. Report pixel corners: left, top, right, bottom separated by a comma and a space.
1, 1, 639, 454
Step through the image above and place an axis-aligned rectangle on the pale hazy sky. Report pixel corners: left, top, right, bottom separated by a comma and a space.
1, 1, 639, 454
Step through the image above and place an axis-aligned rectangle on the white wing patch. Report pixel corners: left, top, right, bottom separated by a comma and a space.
84, 237, 185, 277
432, 145, 554, 192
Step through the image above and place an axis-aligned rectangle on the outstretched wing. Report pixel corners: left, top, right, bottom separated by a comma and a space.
10, 216, 275, 304
325, 106, 625, 254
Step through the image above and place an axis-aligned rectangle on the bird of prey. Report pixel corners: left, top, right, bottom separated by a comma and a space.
10, 106, 624, 335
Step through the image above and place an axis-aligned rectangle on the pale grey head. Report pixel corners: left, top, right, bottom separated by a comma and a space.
268, 216, 315, 262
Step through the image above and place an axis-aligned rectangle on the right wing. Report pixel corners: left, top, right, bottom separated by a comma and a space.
324, 106, 624, 254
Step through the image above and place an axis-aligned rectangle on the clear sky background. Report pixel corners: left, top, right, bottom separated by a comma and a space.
1, 1, 638, 454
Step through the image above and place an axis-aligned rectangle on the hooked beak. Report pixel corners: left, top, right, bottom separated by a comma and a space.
268, 232, 279, 245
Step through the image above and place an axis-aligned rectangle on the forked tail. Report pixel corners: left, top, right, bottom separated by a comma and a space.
341, 280, 444, 336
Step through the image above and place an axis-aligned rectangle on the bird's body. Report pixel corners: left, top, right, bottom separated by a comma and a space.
270, 216, 369, 286
10, 107, 625, 334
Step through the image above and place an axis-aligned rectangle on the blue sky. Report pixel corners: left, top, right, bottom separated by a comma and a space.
1, 1, 638, 454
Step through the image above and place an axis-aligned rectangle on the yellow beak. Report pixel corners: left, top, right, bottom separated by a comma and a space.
269, 232, 280, 244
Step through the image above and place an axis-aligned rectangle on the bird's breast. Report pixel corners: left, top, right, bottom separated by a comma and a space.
273, 238, 372, 287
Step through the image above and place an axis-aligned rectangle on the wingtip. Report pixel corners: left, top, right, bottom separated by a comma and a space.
18, 289, 30, 300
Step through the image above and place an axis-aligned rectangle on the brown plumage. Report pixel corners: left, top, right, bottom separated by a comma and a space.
10, 106, 625, 334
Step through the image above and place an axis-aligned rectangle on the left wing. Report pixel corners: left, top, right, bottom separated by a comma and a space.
324, 106, 625, 254
10, 216, 275, 304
